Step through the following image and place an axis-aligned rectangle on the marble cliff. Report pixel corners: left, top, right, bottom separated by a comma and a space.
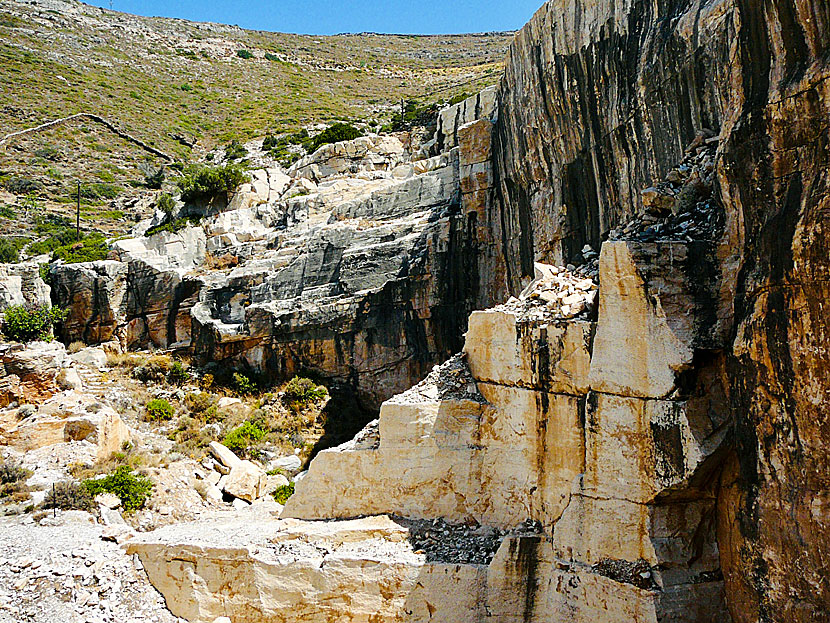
18, 0, 829, 621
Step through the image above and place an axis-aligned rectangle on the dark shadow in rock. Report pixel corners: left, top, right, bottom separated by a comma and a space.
304, 382, 377, 466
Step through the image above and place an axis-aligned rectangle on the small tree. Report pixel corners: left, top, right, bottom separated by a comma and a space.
310, 123, 362, 151
0, 238, 19, 263
156, 193, 177, 220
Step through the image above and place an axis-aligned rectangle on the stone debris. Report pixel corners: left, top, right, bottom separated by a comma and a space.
608, 138, 724, 243
0, 514, 185, 623
401, 517, 504, 565
391, 353, 486, 404
493, 261, 598, 324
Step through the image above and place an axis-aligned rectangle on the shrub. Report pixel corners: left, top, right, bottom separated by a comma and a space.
0, 462, 30, 485
184, 391, 215, 414
67, 341, 86, 354
177, 164, 249, 204
42, 481, 93, 511
83, 466, 153, 512
273, 482, 295, 504
4, 177, 41, 194
144, 216, 200, 237
199, 373, 214, 390
232, 372, 257, 396
390, 100, 439, 131
283, 376, 328, 406
145, 167, 165, 189
0, 205, 15, 219
133, 354, 172, 382
145, 398, 174, 421
51, 234, 109, 264
38, 263, 52, 285
156, 192, 176, 219
224, 140, 248, 161
168, 361, 191, 385
79, 183, 122, 201
1, 304, 67, 342
264, 52, 280, 61
236, 49, 254, 59
0, 237, 19, 263
310, 123, 362, 151
222, 420, 266, 455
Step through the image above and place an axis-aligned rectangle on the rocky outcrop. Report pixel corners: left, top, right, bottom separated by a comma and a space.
49, 120, 492, 408
134, 241, 727, 622
491, 1, 830, 620
0, 263, 50, 310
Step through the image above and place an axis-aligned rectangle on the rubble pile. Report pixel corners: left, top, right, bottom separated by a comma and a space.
494, 261, 599, 324
609, 134, 725, 243
393, 354, 485, 404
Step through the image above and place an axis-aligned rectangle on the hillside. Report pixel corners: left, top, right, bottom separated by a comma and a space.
0, 0, 511, 238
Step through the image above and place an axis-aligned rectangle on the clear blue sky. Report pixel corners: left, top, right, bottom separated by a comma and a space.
84, 0, 542, 35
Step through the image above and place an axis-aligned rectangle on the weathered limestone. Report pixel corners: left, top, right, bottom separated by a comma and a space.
0, 341, 68, 404
290, 134, 406, 182
0, 390, 129, 460
222, 460, 267, 502
127, 516, 489, 623
0, 263, 50, 309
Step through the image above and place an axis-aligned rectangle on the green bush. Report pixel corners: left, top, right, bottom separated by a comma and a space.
145, 216, 200, 237
264, 52, 280, 62
224, 140, 248, 161
283, 376, 328, 406
390, 100, 439, 131
273, 482, 295, 504
0, 205, 15, 219
0, 237, 20, 263
38, 263, 52, 285
222, 420, 266, 455
51, 234, 109, 264
27, 215, 87, 257
145, 398, 174, 421
168, 361, 191, 385
177, 163, 249, 204
310, 123, 362, 152
42, 481, 93, 511
233, 372, 257, 396
236, 49, 254, 59
4, 177, 41, 194
1, 305, 67, 342
78, 183, 122, 201
184, 391, 215, 415
0, 462, 31, 485
83, 466, 153, 512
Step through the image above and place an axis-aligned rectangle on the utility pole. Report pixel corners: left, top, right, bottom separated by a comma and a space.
76, 180, 81, 242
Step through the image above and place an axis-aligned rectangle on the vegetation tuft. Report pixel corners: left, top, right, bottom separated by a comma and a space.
177, 163, 249, 204
83, 466, 153, 512
1, 304, 67, 342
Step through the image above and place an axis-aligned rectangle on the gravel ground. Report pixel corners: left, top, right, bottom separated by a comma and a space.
0, 512, 184, 623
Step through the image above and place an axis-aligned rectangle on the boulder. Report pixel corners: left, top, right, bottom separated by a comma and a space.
208, 441, 241, 470
0, 341, 67, 404
222, 460, 267, 502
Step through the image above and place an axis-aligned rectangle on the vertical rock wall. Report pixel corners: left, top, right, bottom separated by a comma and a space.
491, 0, 830, 620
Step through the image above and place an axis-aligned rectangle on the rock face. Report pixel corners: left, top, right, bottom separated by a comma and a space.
491, 1, 830, 621
134, 251, 728, 622
0, 263, 51, 310
49, 114, 497, 408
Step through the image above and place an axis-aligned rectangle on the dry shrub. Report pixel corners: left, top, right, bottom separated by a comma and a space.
67, 341, 86, 354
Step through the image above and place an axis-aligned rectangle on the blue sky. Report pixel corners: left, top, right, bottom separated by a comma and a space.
84, 0, 542, 35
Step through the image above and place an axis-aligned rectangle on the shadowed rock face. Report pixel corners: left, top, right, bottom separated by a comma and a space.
492, 0, 830, 620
